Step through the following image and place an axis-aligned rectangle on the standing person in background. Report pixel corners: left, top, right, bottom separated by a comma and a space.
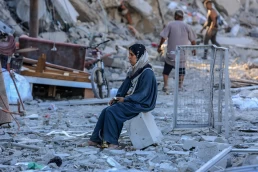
157, 10, 196, 93
200, 0, 221, 59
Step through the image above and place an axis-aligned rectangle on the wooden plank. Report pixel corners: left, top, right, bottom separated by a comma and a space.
24, 76, 92, 88
21, 70, 90, 82
231, 85, 258, 93
35, 54, 46, 73
230, 78, 258, 85
23, 57, 88, 74
48, 86, 56, 97
84, 88, 95, 98
23, 64, 89, 77
38, 98, 110, 107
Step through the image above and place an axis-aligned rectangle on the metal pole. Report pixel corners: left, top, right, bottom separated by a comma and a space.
196, 147, 232, 172
217, 49, 223, 133
231, 149, 258, 153
172, 47, 180, 129
245, 0, 250, 13
29, 0, 39, 37
209, 47, 216, 128
224, 49, 230, 138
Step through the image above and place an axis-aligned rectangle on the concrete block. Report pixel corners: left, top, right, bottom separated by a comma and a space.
197, 142, 230, 170
159, 163, 177, 172
201, 135, 217, 142
182, 139, 198, 150
135, 150, 156, 156
125, 112, 163, 149
167, 151, 189, 155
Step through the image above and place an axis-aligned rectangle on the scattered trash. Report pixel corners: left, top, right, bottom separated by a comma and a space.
2, 69, 32, 104
232, 95, 258, 110
43, 114, 51, 125
27, 162, 44, 170
106, 157, 122, 168
48, 156, 62, 167
168, 2, 178, 11
48, 104, 58, 111
230, 24, 240, 37
25, 114, 39, 120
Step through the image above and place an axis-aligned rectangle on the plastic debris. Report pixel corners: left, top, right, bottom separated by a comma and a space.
27, 162, 44, 170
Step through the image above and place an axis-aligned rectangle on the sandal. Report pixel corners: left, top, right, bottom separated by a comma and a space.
162, 87, 168, 93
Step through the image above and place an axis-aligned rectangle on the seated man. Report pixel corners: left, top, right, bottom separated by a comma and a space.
88, 43, 157, 149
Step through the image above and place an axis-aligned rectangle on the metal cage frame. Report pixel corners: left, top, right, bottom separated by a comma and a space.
172, 45, 230, 137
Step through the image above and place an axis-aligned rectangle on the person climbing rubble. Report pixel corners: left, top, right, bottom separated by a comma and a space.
157, 10, 196, 93
200, 0, 221, 59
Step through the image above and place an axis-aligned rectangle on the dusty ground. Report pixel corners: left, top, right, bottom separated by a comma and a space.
1, 46, 258, 172
1, 49, 258, 171
0, 81, 258, 171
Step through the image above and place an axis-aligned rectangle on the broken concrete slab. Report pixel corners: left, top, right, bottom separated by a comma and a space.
239, 12, 258, 27
201, 136, 218, 142
70, 0, 100, 23
39, 32, 68, 43
16, 0, 46, 22
38, 98, 110, 107
51, 0, 79, 24
216, 0, 241, 16
182, 139, 198, 150
166, 151, 189, 155
159, 163, 177, 172
217, 37, 258, 47
127, 0, 153, 19
125, 112, 163, 150
104, 149, 126, 155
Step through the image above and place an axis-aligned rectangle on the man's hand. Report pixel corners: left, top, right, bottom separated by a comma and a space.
157, 46, 162, 53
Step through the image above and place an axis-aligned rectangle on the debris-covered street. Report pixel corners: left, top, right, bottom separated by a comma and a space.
1, 0, 258, 171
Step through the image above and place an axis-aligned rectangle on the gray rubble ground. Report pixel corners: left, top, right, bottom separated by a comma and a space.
0, 85, 258, 172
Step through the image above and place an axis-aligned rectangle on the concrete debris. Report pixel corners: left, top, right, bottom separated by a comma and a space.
125, 112, 163, 150
16, 0, 46, 22
159, 163, 177, 172
51, 0, 79, 25
239, 12, 258, 27
216, 0, 241, 16
127, 0, 153, 19
70, 0, 100, 23
39, 32, 68, 43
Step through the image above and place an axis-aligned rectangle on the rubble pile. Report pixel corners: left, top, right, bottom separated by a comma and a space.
0, 90, 257, 171
2, 0, 258, 81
